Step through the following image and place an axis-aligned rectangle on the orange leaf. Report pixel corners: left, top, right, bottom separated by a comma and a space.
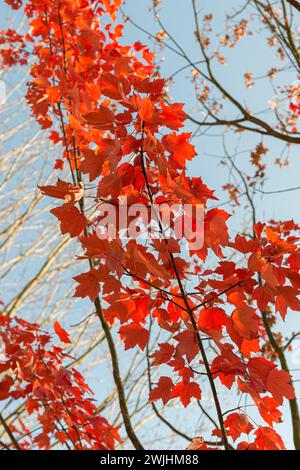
198, 307, 227, 335
174, 330, 198, 363
231, 305, 260, 340
223, 413, 253, 441
53, 321, 71, 344
138, 97, 154, 121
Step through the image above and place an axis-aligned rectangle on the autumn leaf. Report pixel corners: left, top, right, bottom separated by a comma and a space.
198, 307, 227, 335
119, 323, 149, 350
83, 105, 115, 129
79, 148, 104, 182
50, 203, 87, 238
186, 437, 205, 451
100, 73, 131, 100
223, 413, 253, 441
150, 343, 175, 366
149, 376, 174, 405
162, 132, 196, 167
256, 396, 282, 426
275, 286, 300, 320
39, 179, 84, 202
252, 285, 274, 312
174, 330, 198, 363
266, 369, 295, 405
0, 376, 14, 400
53, 321, 71, 344
137, 97, 154, 121
231, 305, 260, 340
160, 102, 186, 130
170, 380, 201, 407
73, 269, 102, 301
253, 427, 285, 450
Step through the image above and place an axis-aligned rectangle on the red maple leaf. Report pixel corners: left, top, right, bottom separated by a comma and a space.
149, 376, 174, 405
170, 380, 201, 407
174, 330, 198, 363
119, 323, 149, 350
51, 203, 86, 238
53, 321, 71, 344
266, 369, 295, 405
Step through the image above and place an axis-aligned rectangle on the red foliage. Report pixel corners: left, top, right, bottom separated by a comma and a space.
0, 314, 120, 450
1, 0, 300, 451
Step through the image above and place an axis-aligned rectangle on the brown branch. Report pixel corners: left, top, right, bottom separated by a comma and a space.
286, 0, 300, 11
0, 413, 21, 450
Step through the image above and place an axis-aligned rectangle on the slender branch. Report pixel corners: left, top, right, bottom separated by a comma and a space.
286, 0, 300, 11
0, 413, 21, 450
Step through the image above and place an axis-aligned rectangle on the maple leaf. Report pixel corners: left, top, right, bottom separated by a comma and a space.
0, 376, 14, 400
100, 73, 131, 100
119, 323, 149, 350
34, 432, 51, 450
170, 380, 201, 407
54, 159, 64, 170
198, 307, 227, 335
5, 0, 23, 9
266, 369, 295, 405
137, 97, 154, 121
162, 132, 196, 167
73, 269, 102, 301
50, 203, 87, 238
80, 148, 104, 182
150, 343, 175, 366
55, 431, 68, 445
253, 427, 285, 450
83, 105, 115, 130
149, 376, 174, 405
133, 77, 165, 94
201, 208, 230, 259
256, 396, 282, 426
275, 286, 300, 320
160, 102, 186, 130
160, 171, 196, 203
252, 285, 274, 312
53, 321, 71, 344
231, 305, 260, 340
39, 179, 84, 202
174, 330, 198, 363
223, 413, 253, 441
186, 437, 205, 450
